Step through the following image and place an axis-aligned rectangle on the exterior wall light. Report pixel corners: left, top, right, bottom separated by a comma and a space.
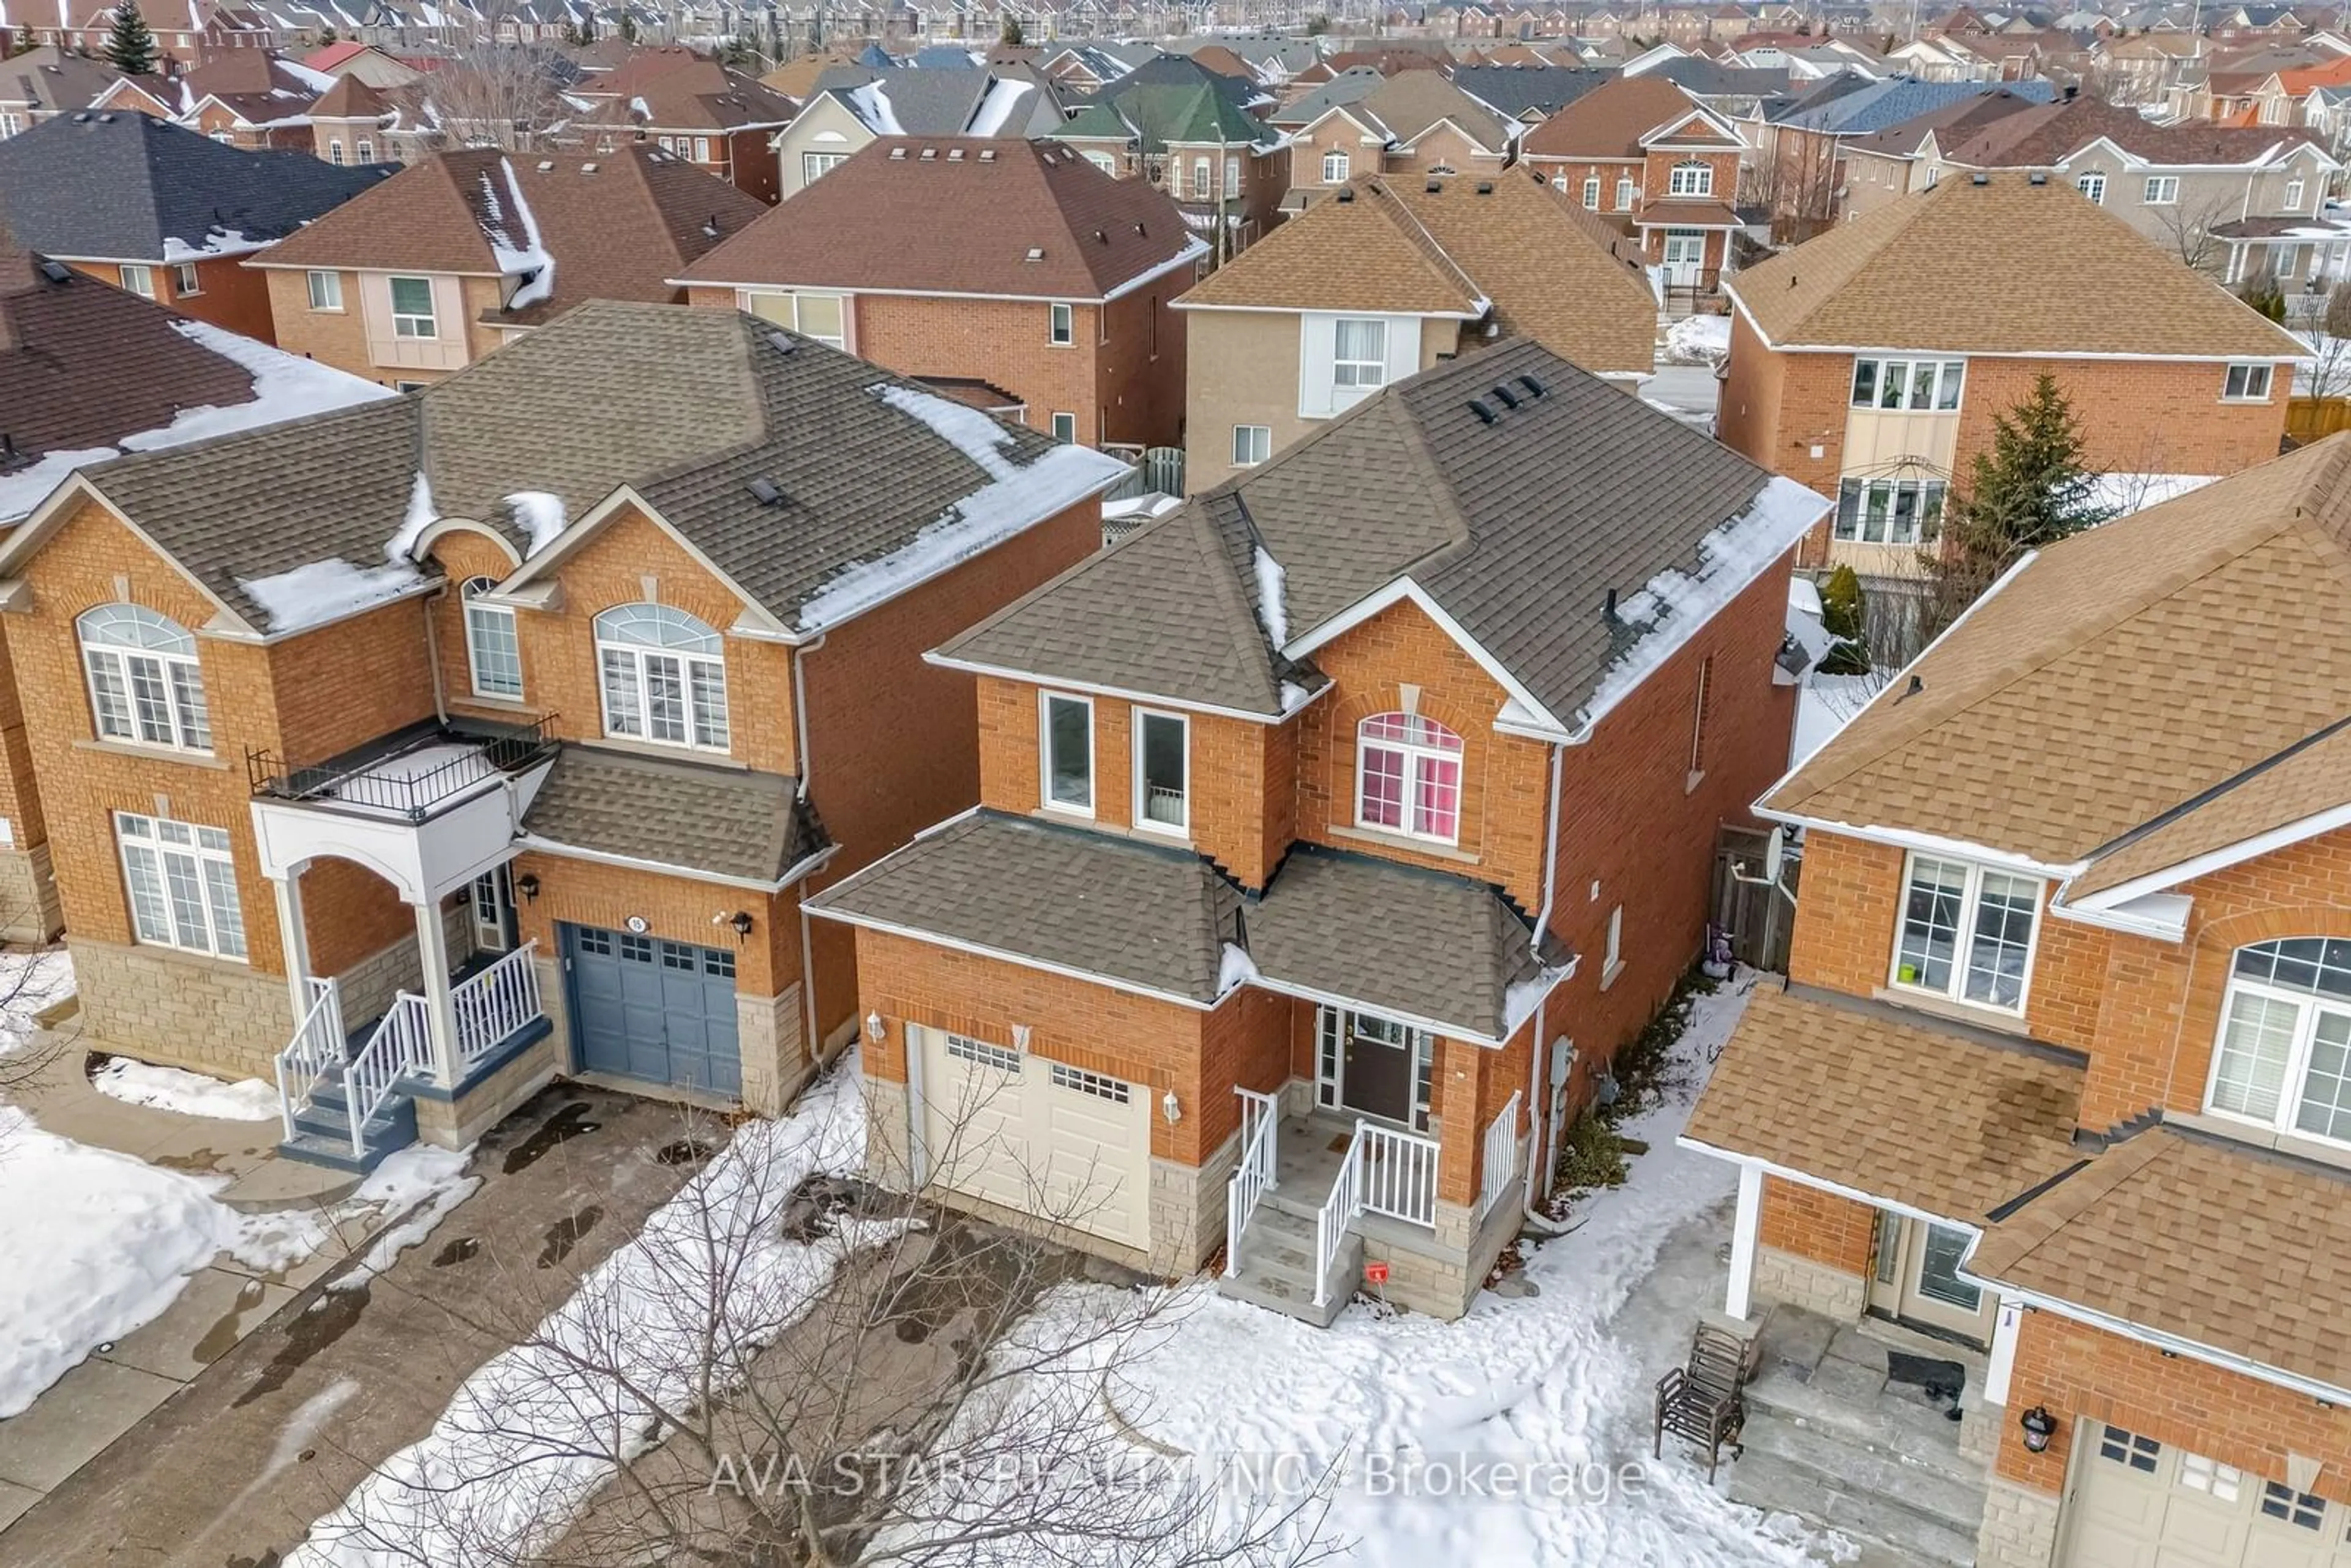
2019, 1406, 2057, 1454
729, 910, 754, 940
516, 872, 541, 902
1161, 1089, 1182, 1124
864, 1011, 885, 1044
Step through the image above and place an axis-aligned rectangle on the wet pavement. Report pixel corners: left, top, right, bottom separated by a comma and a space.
0, 1082, 721, 1568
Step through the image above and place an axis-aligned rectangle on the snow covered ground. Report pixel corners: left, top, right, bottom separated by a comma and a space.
1794, 674, 1883, 767
917, 974, 1850, 1567
89, 1056, 280, 1120
1664, 313, 1733, 367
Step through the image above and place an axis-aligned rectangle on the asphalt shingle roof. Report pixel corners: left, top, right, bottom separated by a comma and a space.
1447, 63, 1618, 118
522, 743, 826, 883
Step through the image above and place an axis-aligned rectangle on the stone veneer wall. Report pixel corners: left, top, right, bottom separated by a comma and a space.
0, 843, 61, 943
1150, 1127, 1239, 1275
70, 936, 296, 1081
737, 981, 808, 1116
414, 1033, 560, 1149
1976, 1477, 2062, 1568
1753, 1245, 1868, 1321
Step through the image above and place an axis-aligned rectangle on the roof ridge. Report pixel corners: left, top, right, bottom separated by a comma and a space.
1363, 176, 1489, 307
1974, 1127, 2172, 1273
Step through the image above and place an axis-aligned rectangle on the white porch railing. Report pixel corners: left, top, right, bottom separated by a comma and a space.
451, 940, 542, 1069
274, 976, 345, 1139
1358, 1120, 1441, 1228
1311, 1133, 1365, 1310
1224, 1086, 1280, 1278
343, 993, 431, 1157
1479, 1090, 1524, 1217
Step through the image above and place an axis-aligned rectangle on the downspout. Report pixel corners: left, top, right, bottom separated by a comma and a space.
422, 584, 450, 726
793, 632, 825, 1067
1521, 740, 1567, 1228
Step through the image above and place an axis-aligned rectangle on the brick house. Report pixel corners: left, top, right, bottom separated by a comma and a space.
1686, 435, 2351, 1568
0, 111, 392, 343
806, 340, 1824, 1323
0, 48, 127, 139
1717, 172, 2305, 583
0, 302, 1126, 1170
770, 67, 1061, 201
1518, 71, 1751, 292
157, 50, 340, 150
1273, 69, 1523, 212
680, 138, 1201, 451
1174, 169, 1657, 491
565, 48, 800, 204
248, 146, 767, 388
1043, 58, 1289, 261
306, 75, 396, 167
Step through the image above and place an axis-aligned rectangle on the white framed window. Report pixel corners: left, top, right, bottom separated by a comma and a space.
1232, 424, 1271, 467
2076, 171, 2106, 204
766, 291, 846, 349
1084, 150, 1118, 175
1583, 174, 1600, 207
1850, 356, 1965, 411
1833, 477, 1947, 544
946, 1031, 1021, 1072
1332, 317, 1388, 392
1614, 175, 1636, 210
2143, 174, 2180, 204
118, 263, 154, 298
594, 602, 728, 751
1667, 159, 1712, 195
692, 135, 711, 161
1224, 154, 1240, 190
1049, 411, 1077, 443
80, 603, 210, 752
802, 151, 848, 184
1322, 148, 1349, 182
2202, 938, 2351, 1146
389, 275, 436, 339
1602, 904, 1624, 987
461, 576, 521, 698
1890, 853, 2042, 1013
306, 269, 343, 311
2286, 174, 2307, 209
328, 137, 345, 163
2223, 361, 2273, 401
2178, 1453, 2243, 1504
0, 110, 21, 138
356, 137, 375, 162
1040, 691, 1093, 814
1133, 708, 1187, 835
172, 261, 200, 296
1048, 301, 1074, 345
116, 811, 246, 960
1355, 711, 1463, 844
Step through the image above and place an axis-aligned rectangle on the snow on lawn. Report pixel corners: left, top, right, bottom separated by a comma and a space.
1664, 313, 1733, 366
90, 1057, 280, 1120
1794, 673, 1883, 766
287, 1050, 882, 1568
0, 949, 76, 1054
919, 975, 1843, 1568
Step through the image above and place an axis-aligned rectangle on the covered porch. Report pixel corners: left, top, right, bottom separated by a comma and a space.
247, 718, 561, 1169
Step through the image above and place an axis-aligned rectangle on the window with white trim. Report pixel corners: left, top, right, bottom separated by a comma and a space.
2262, 1482, 2327, 1530
1614, 174, 1636, 210
1834, 476, 1947, 544
2223, 361, 2273, 401
1051, 1062, 1131, 1102
0, 110, 21, 138
80, 603, 211, 751
1667, 159, 1712, 195
1224, 154, 1240, 191
462, 576, 522, 698
356, 137, 375, 162
1190, 157, 1210, 198
2202, 937, 2351, 1146
1332, 317, 1388, 392
692, 135, 711, 161
328, 137, 345, 163
1133, 708, 1187, 835
1582, 174, 1600, 208
1084, 151, 1118, 175
2286, 174, 2307, 209
1355, 711, 1463, 843
1890, 853, 2041, 1012
594, 602, 728, 750
1049, 411, 1077, 443
1849, 356, 1965, 411
1603, 904, 1624, 986
306, 269, 342, 311
2177, 1452, 2243, 1504
118, 263, 154, 298
1322, 148, 1349, 182
2143, 174, 2179, 204
116, 811, 246, 959
1048, 302, 1073, 345
172, 261, 200, 296
1232, 423, 1271, 467
1041, 691, 1093, 813
946, 1032, 1021, 1071
388, 275, 436, 339
2076, 171, 2106, 204
801, 150, 847, 184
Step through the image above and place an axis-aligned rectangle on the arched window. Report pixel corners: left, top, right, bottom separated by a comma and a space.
1321, 148, 1349, 184
2208, 937, 2351, 1143
1355, 712, 1463, 844
1667, 159, 1713, 197
462, 577, 522, 699
594, 603, 727, 750
79, 603, 209, 751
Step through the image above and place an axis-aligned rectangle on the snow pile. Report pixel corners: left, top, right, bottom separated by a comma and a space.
2084, 471, 2216, 518
1794, 673, 1883, 766
1576, 476, 1830, 737
1502, 964, 1572, 1033
1663, 313, 1733, 366
0, 950, 74, 1055
966, 76, 1033, 135
503, 491, 566, 555
1252, 544, 1288, 647
288, 1054, 880, 1568
795, 386, 1125, 632
845, 79, 902, 133
1217, 941, 1260, 994
385, 471, 437, 562
629, 94, 651, 118
240, 558, 426, 636
484, 158, 556, 310
90, 1058, 280, 1121
331, 1144, 481, 1290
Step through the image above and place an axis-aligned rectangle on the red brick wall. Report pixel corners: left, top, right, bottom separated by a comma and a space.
1759, 1173, 1877, 1273
1955, 356, 2290, 481
1716, 318, 1842, 498
67, 255, 277, 343
1521, 157, 1642, 214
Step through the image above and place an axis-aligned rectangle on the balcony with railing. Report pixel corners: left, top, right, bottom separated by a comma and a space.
247, 715, 558, 826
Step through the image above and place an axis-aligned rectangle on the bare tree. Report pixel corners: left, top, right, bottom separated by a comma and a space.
2300, 280, 2351, 402
2147, 184, 2241, 277
289, 1062, 1339, 1568
394, 5, 577, 152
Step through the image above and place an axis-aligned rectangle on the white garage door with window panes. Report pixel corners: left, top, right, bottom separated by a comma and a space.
2062, 1422, 2351, 1568
913, 1025, 1151, 1250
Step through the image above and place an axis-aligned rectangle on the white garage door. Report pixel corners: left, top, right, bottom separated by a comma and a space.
2062, 1423, 2351, 1568
913, 1025, 1152, 1251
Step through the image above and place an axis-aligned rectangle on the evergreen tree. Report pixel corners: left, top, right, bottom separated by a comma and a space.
617, 9, 637, 40
2238, 272, 2288, 323
104, 0, 157, 74
1918, 372, 2112, 637
579, 12, 596, 40
999, 15, 1022, 43
1815, 564, 1870, 675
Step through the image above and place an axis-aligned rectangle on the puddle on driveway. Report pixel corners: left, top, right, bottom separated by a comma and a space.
432, 1236, 481, 1267
193, 1278, 271, 1365
502, 1100, 602, 1174
537, 1204, 603, 1269
232, 1286, 369, 1408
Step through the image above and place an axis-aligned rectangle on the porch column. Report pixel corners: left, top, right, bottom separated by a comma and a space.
271, 860, 313, 1024
414, 897, 461, 1087
1725, 1162, 1764, 1321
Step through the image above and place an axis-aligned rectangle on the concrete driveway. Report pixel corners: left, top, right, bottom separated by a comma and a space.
0, 1082, 722, 1568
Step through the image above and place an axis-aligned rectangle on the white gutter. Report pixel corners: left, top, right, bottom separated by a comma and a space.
1522, 739, 1567, 1221
792, 629, 827, 1068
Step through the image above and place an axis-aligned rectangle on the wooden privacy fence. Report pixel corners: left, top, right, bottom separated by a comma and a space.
2288, 397, 2351, 444
1712, 823, 1801, 975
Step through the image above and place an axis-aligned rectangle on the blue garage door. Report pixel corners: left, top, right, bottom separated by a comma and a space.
563, 924, 741, 1095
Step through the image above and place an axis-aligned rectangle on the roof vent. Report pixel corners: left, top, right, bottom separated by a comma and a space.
1604, 587, 1619, 620
37, 259, 70, 283
947, 147, 964, 159
1468, 397, 1497, 424
762, 328, 797, 354
1335, 187, 1355, 203
1427, 177, 1442, 192
97, 112, 113, 123
1093, 228, 1108, 244
702, 214, 719, 237
978, 148, 996, 160
890, 145, 908, 159
1026, 245, 1044, 260
1490, 383, 1520, 408
70, 111, 87, 122
1134, 220, 1146, 235
581, 161, 598, 173
919, 146, 937, 159
1475, 180, 1494, 195
537, 158, 554, 171
746, 477, 784, 506
1971, 171, 1989, 185
1517, 372, 1547, 399
2028, 170, 2046, 184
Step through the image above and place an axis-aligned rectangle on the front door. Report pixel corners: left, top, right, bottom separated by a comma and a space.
1868, 1211, 1999, 1345
1663, 228, 1706, 286
471, 865, 514, 953
1339, 1012, 1424, 1126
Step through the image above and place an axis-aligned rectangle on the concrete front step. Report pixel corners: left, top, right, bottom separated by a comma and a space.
280, 1092, 418, 1174
1744, 1367, 1987, 1490
1217, 1206, 1361, 1327
1726, 1446, 1980, 1568
1737, 1406, 1990, 1534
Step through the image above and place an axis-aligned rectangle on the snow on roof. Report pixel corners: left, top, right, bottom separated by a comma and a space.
386, 471, 437, 563
238, 557, 427, 636
504, 490, 565, 556
844, 79, 902, 134
795, 384, 1127, 633
482, 157, 555, 310
966, 76, 1033, 135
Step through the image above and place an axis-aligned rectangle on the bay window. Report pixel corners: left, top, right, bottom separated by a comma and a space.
2207, 939, 2351, 1145
80, 603, 211, 752
1041, 692, 1093, 814
1833, 477, 1947, 545
117, 811, 246, 959
1355, 711, 1463, 845
1890, 853, 2041, 1012
594, 603, 728, 750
